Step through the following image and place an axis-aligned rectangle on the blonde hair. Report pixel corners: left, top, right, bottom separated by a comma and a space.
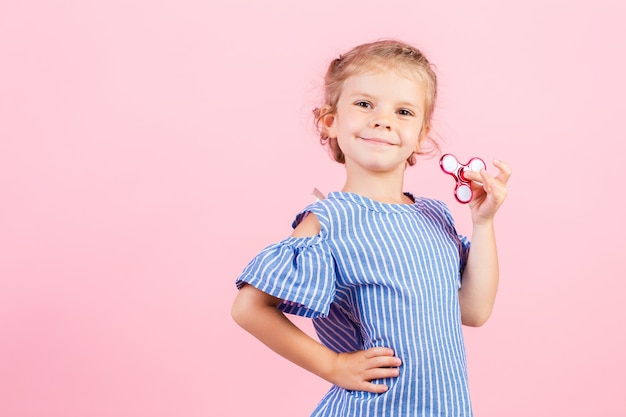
313, 39, 439, 165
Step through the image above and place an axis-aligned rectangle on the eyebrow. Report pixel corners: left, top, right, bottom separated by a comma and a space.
396, 100, 423, 110
348, 91, 422, 110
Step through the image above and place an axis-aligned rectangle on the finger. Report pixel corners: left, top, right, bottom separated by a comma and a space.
472, 165, 506, 198
363, 348, 402, 369
478, 169, 495, 191
492, 159, 512, 183
361, 381, 390, 394
363, 347, 395, 359
463, 169, 489, 197
478, 168, 508, 204
462, 169, 485, 184
365, 366, 401, 381
464, 160, 511, 185
367, 354, 402, 369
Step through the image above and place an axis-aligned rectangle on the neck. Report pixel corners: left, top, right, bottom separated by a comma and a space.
341, 164, 411, 204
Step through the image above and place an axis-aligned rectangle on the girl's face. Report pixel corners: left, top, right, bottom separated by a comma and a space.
324, 69, 427, 175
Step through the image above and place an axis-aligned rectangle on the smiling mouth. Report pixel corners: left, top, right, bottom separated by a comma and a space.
359, 137, 393, 145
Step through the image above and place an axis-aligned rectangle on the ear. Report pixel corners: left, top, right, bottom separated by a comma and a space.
320, 106, 337, 138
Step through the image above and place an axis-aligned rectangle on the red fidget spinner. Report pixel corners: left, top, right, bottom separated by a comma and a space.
439, 153, 486, 204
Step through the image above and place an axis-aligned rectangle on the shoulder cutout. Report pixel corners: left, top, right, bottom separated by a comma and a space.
291, 212, 321, 238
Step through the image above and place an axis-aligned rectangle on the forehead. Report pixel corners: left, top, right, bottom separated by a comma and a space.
340, 69, 426, 102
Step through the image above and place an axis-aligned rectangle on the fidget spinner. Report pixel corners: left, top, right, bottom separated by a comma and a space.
439, 153, 486, 204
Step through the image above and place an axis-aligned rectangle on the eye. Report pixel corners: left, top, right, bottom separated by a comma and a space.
397, 109, 414, 116
355, 101, 372, 109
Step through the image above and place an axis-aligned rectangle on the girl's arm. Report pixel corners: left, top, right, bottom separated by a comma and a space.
458, 220, 499, 326
231, 213, 401, 392
458, 160, 511, 327
231, 284, 401, 393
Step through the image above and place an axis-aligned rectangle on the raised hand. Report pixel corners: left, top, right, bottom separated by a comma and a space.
464, 159, 511, 225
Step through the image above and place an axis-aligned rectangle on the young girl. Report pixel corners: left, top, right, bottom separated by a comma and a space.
231, 39, 511, 416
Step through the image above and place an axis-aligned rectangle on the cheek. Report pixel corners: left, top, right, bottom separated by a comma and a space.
336, 117, 361, 137
407, 124, 424, 139
409, 126, 424, 150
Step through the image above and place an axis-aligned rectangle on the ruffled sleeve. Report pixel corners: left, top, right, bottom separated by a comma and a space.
235, 235, 336, 318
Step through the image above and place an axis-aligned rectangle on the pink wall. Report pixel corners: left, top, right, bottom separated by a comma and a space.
1, 1, 624, 416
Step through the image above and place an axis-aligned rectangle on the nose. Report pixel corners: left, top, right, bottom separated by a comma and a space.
371, 109, 392, 130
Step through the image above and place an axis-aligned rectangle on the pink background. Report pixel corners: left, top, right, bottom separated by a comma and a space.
1, 1, 625, 416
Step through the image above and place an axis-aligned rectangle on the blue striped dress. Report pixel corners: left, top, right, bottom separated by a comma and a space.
236, 192, 473, 416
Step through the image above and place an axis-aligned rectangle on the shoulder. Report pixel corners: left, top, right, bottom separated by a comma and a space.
291, 212, 321, 238
413, 196, 455, 221
414, 196, 449, 211
290, 196, 339, 238
289, 193, 355, 238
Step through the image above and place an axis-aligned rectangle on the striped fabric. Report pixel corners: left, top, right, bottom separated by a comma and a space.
236, 192, 473, 416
